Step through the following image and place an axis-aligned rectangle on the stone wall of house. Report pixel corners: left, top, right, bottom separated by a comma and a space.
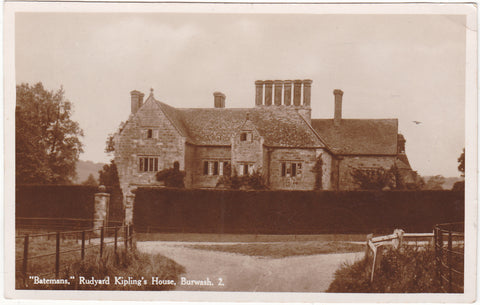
267, 148, 318, 190
231, 125, 264, 175
338, 155, 396, 190
114, 104, 185, 196
186, 145, 231, 188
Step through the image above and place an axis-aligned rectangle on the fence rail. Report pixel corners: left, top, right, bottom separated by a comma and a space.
16, 225, 134, 288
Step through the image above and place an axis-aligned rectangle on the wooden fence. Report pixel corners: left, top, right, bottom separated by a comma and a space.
16, 225, 134, 288
434, 222, 464, 293
365, 223, 464, 293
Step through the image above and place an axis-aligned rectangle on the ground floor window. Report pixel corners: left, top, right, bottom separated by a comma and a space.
238, 163, 254, 176
281, 161, 302, 177
139, 156, 159, 172
203, 160, 230, 176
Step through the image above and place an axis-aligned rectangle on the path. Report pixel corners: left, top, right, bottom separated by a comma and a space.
137, 241, 363, 292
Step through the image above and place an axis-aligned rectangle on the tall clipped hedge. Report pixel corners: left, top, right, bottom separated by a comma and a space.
16, 184, 98, 219
133, 189, 464, 234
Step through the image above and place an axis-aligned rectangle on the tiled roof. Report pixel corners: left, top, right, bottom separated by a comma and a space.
155, 101, 324, 148
310, 119, 398, 155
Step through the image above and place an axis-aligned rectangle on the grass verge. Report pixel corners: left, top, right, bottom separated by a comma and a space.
327, 245, 454, 293
184, 241, 365, 258
17, 246, 185, 290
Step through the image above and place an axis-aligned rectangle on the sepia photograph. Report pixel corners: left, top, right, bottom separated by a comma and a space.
4, 2, 477, 303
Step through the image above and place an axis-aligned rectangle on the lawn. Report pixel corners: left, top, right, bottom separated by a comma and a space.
182, 241, 365, 258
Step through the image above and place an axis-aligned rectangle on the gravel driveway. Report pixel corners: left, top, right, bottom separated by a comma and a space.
137, 241, 363, 292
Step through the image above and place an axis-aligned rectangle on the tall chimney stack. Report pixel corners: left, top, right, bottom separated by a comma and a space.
274, 80, 283, 106
255, 81, 264, 106
130, 90, 143, 114
333, 89, 344, 126
284, 80, 292, 106
264, 80, 273, 106
213, 92, 226, 108
302, 79, 312, 106
293, 80, 302, 106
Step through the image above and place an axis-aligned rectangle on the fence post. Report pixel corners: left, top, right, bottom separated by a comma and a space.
448, 231, 453, 293
81, 231, 86, 260
438, 229, 444, 290
100, 227, 104, 258
434, 227, 439, 281
22, 234, 29, 286
55, 232, 60, 278
114, 226, 118, 256
124, 225, 128, 252
129, 226, 133, 249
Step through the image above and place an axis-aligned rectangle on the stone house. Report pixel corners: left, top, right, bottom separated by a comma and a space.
113, 79, 415, 195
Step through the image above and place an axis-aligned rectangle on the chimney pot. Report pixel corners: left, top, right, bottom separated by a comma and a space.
302, 79, 312, 107
293, 80, 302, 106
264, 80, 273, 106
213, 92, 226, 108
333, 89, 344, 126
255, 80, 264, 106
283, 80, 292, 106
274, 80, 283, 106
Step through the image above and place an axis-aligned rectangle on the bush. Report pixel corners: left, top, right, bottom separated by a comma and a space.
156, 166, 185, 188
327, 245, 441, 293
216, 169, 268, 190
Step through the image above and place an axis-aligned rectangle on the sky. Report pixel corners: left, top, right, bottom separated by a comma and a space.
15, 12, 467, 177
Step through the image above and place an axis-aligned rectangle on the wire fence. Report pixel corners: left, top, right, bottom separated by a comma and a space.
16, 224, 134, 288
434, 222, 464, 293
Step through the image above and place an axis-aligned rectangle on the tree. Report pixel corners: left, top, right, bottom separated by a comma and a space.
98, 160, 124, 222
16, 82, 84, 184
81, 174, 98, 186
424, 175, 445, 190
458, 148, 465, 177
98, 160, 121, 188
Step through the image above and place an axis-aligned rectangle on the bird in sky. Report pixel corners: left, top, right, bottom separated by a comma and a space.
412, 121, 422, 125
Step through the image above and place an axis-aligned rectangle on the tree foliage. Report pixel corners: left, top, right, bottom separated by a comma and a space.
156, 163, 185, 188
458, 148, 465, 177
311, 155, 323, 190
350, 167, 394, 190
424, 175, 445, 190
16, 82, 84, 184
216, 166, 268, 190
98, 160, 120, 187
81, 174, 98, 186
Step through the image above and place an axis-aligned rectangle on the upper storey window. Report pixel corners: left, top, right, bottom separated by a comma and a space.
143, 128, 158, 139
240, 132, 252, 142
